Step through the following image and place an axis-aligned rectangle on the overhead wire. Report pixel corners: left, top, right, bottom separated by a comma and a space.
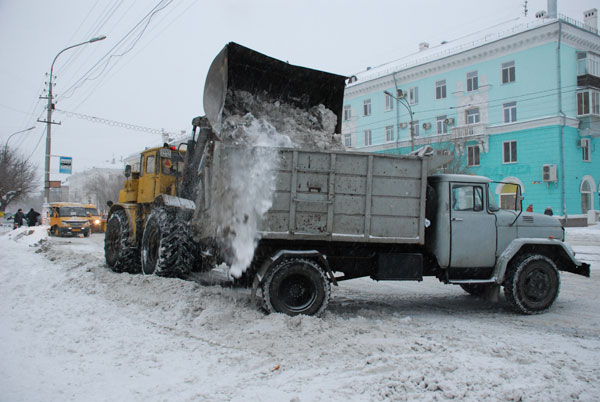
56, 0, 173, 104
69, 0, 193, 111
54, 108, 178, 137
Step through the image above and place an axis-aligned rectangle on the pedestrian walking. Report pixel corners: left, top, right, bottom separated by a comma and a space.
14, 208, 25, 228
26, 208, 40, 226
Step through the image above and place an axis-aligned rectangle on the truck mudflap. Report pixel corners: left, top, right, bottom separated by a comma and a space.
494, 238, 591, 283
203, 42, 347, 136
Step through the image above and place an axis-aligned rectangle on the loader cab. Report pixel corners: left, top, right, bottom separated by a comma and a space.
136, 145, 186, 204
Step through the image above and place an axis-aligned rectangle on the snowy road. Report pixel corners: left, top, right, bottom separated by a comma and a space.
1, 225, 599, 401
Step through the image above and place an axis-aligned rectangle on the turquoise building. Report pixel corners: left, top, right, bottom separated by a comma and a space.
343, 8, 599, 223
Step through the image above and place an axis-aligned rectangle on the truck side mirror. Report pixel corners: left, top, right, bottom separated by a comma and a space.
124, 165, 132, 178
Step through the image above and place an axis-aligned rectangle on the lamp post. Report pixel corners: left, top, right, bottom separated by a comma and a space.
42, 35, 106, 203
4, 126, 36, 148
384, 90, 414, 152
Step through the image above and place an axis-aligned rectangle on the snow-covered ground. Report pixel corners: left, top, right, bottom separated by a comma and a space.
1, 225, 599, 402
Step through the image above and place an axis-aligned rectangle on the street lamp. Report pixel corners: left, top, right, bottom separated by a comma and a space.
384, 90, 415, 152
41, 35, 107, 203
4, 126, 36, 148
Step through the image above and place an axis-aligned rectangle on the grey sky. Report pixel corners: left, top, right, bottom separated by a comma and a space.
0, 0, 596, 184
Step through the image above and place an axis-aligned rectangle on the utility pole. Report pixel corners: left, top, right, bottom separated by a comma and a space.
38, 35, 106, 203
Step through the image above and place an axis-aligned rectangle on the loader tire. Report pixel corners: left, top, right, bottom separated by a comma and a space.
262, 258, 330, 316
503, 254, 560, 314
141, 208, 194, 278
105, 210, 140, 274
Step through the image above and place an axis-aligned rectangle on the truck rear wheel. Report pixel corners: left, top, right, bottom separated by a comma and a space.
262, 258, 330, 316
105, 210, 140, 274
503, 254, 560, 314
141, 208, 193, 278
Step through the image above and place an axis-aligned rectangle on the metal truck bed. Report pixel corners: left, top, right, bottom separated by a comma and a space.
200, 144, 445, 245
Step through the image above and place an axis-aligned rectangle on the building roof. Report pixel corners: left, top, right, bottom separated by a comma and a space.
347, 14, 596, 88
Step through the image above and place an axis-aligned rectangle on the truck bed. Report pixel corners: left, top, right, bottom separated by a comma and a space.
200, 145, 441, 245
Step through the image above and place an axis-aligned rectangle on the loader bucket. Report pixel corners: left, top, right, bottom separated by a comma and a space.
203, 42, 347, 136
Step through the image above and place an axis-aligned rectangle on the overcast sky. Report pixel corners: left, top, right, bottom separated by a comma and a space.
0, 0, 597, 184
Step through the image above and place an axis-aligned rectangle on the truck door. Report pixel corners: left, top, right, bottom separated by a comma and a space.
449, 183, 496, 268
138, 153, 158, 203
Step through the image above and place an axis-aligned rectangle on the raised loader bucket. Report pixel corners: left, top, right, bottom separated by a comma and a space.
203, 42, 347, 136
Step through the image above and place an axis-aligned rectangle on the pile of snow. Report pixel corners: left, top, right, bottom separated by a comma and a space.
221, 89, 343, 151
1, 225, 599, 401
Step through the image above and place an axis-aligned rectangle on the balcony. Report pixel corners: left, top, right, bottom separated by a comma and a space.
450, 122, 489, 139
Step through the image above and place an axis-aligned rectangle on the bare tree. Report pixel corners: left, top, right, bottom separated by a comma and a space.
436, 140, 472, 175
82, 174, 125, 211
0, 146, 39, 213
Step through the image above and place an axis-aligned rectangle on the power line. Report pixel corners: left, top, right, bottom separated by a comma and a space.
54, 108, 179, 137
57, 0, 172, 103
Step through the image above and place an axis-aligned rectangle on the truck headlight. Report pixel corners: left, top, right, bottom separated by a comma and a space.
94, 219, 100, 225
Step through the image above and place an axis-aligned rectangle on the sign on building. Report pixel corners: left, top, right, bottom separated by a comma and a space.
59, 157, 72, 174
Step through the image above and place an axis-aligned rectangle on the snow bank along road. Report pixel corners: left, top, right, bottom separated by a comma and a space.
1, 225, 599, 401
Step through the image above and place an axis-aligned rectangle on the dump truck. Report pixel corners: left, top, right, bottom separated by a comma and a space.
105, 42, 589, 316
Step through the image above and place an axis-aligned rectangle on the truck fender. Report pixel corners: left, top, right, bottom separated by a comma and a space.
250, 250, 338, 302
153, 194, 196, 211
494, 238, 590, 283
108, 204, 138, 246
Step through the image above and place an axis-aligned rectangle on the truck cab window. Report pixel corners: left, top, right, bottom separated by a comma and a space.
452, 185, 483, 211
146, 155, 155, 174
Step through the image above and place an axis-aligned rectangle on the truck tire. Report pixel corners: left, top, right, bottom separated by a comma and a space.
503, 254, 560, 314
262, 258, 330, 316
105, 210, 140, 274
141, 208, 193, 278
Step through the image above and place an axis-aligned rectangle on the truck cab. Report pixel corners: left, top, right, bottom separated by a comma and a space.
426, 174, 588, 313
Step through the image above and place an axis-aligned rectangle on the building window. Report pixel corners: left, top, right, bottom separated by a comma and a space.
385, 125, 394, 142
363, 99, 371, 116
503, 102, 517, 123
466, 108, 480, 124
344, 133, 352, 147
502, 61, 515, 84
409, 87, 418, 105
436, 116, 448, 134
577, 90, 600, 116
344, 105, 352, 121
467, 145, 480, 166
385, 93, 394, 111
581, 178, 595, 213
582, 138, 591, 162
503, 141, 517, 163
363, 130, 372, 146
577, 52, 600, 76
411, 120, 420, 137
435, 80, 446, 99
467, 71, 478, 92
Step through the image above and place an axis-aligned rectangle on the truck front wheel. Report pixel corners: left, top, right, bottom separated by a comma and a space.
503, 254, 560, 314
262, 258, 330, 316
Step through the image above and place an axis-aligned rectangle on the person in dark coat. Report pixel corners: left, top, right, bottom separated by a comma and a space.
544, 206, 553, 216
13, 209, 25, 228
26, 208, 40, 226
